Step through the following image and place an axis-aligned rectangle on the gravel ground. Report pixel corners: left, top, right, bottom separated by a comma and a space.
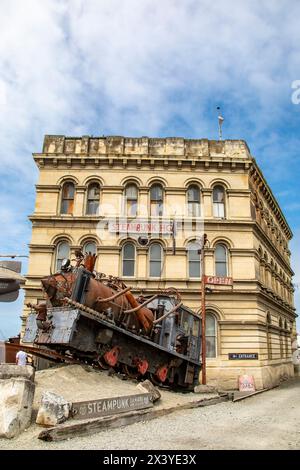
1, 375, 299, 450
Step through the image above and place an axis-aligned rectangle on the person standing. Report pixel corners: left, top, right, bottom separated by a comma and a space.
16, 350, 27, 366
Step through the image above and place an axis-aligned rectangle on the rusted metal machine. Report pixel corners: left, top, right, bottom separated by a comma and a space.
23, 251, 201, 389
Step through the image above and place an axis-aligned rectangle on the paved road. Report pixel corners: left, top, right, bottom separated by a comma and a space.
1, 378, 300, 450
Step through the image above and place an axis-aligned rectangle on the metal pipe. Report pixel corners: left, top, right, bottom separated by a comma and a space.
124, 294, 158, 314
95, 286, 131, 303
201, 234, 208, 385
152, 301, 183, 324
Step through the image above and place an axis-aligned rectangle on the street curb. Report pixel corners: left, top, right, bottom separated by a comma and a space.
38, 395, 228, 441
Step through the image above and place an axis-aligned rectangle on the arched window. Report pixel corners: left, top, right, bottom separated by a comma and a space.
279, 318, 283, 358
83, 241, 97, 255
284, 320, 289, 358
187, 241, 201, 278
61, 182, 75, 214
266, 313, 272, 360
206, 313, 217, 358
213, 185, 225, 218
215, 244, 228, 276
86, 183, 100, 215
187, 185, 201, 217
125, 184, 138, 217
122, 242, 135, 277
150, 184, 163, 216
149, 243, 163, 277
56, 241, 70, 271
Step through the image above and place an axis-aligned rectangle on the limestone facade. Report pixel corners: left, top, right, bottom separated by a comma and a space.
22, 135, 296, 389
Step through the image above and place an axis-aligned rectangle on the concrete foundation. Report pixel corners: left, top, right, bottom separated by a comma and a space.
206, 362, 294, 390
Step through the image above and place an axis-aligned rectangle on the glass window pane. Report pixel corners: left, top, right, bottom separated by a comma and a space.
87, 201, 99, 215
216, 245, 226, 262
88, 184, 100, 199
126, 184, 138, 199
84, 242, 96, 255
188, 202, 201, 217
63, 183, 74, 198
61, 200, 70, 214
123, 260, 134, 277
150, 244, 162, 277
87, 183, 100, 215
150, 243, 161, 260
150, 261, 161, 277
127, 201, 137, 216
123, 243, 135, 276
124, 243, 135, 259
61, 183, 75, 214
206, 313, 216, 358
213, 202, 224, 218
189, 261, 200, 277
206, 337, 216, 358
56, 242, 70, 270
206, 314, 216, 335
216, 262, 227, 276
213, 186, 224, 203
150, 185, 163, 201
188, 186, 200, 202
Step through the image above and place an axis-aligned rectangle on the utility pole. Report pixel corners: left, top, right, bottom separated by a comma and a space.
200, 233, 208, 384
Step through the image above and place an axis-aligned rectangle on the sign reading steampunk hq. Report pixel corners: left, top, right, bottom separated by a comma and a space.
23, 135, 296, 390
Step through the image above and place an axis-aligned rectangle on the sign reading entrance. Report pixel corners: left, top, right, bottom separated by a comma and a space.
71, 393, 153, 420
228, 353, 258, 360
204, 276, 233, 286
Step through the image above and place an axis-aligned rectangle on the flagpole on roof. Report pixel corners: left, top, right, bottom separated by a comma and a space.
217, 106, 224, 140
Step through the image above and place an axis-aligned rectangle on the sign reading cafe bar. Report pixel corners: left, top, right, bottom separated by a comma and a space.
109, 220, 175, 234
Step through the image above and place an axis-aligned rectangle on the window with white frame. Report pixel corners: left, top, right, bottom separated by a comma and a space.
150, 184, 163, 216
61, 182, 75, 214
56, 241, 70, 271
215, 244, 228, 276
213, 185, 225, 218
149, 243, 163, 277
125, 184, 138, 217
86, 183, 100, 215
122, 242, 135, 277
187, 241, 201, 278
206, 313, 217, 358
83, 241, 97, 255
187, 185, 201, 217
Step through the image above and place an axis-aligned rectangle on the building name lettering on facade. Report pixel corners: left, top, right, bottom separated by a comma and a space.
108, 220, 175, 234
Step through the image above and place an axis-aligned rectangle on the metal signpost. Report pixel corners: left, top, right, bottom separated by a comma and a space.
200, 234, 208, 385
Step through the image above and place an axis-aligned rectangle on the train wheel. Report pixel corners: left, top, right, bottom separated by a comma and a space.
122, 364, 140, 379
149, 373, 161, 387
97, 357, 110, 370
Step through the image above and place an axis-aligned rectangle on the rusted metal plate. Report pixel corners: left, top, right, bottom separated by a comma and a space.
22, 313, 38, 343
71, 393, 153, 420
50, 309, 79, 344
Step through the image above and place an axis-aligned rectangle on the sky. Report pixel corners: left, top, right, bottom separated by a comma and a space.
0, 0, 299, 338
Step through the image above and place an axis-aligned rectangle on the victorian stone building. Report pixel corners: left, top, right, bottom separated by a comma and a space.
22, 135, 296, 389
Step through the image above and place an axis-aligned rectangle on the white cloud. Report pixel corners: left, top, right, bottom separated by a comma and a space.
1, 0, 300, 172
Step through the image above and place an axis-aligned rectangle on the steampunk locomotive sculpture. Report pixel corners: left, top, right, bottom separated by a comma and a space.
23, 251, 201, 389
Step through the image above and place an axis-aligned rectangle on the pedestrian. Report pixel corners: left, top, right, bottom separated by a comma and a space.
16, 350, 28, 366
